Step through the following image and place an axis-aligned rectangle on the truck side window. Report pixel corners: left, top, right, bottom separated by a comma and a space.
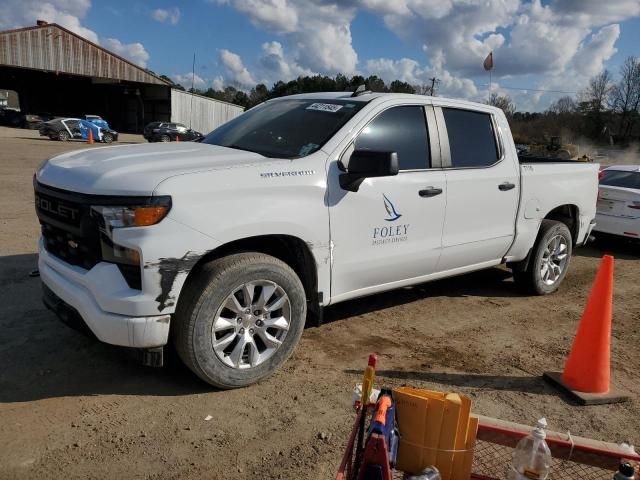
443, 108, 499, 168
354, 106, 430, 170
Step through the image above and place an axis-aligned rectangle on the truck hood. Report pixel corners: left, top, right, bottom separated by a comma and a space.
36, 142, 271, 196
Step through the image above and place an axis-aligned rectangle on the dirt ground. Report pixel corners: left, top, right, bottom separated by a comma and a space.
0, 126, 639, 480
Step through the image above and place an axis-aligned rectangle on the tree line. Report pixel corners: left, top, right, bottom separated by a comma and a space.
167, 55, 640, 144
489, 56, 640, 144
170, 74, 417, 109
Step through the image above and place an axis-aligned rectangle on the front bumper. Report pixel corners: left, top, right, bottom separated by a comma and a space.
39, 244, 170, 348
594, 212, 640, 239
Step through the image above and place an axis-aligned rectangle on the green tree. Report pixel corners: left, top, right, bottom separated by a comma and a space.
388, 80, 415, 94
366, 75, 387, 92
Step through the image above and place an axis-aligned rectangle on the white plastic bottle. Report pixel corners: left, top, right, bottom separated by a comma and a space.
508, 418, 552, 480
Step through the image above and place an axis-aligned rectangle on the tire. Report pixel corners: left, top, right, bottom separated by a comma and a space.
174, 253, 306, 389
513, 219, 572, 295
159, 134, 171, 142
102, 133, 114, 144
58, 130, 70, 141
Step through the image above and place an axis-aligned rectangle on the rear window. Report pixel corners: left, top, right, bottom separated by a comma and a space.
443, 108, 499, 168
600, 170, 640, 189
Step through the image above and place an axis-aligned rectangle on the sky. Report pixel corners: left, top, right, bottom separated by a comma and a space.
2, 0, 640, 111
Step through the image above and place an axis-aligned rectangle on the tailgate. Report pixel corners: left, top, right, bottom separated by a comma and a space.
597, 186, 640, 218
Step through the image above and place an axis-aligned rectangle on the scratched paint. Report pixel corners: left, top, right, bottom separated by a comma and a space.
146, 252, 201, 312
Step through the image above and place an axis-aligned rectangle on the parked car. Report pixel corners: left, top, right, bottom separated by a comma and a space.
143, 121, 203, 142
0, 107, 22, 127
83, 114, 110, 130
594, 165, 640, 240
39, 118, 118, 143
34, 92, 598, 388
22, 112, 55, 129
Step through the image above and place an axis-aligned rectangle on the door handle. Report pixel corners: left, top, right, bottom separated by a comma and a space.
419, 187, 443, 197
498, 182, 516, 191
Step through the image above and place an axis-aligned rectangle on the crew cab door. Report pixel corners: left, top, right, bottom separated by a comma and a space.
434, 105, 519, 271
327, 103, 446, 302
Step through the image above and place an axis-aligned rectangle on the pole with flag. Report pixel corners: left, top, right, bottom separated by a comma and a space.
483, 51, 494, 102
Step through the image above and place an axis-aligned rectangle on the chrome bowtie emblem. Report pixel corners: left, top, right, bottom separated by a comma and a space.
68, 240, 78, 249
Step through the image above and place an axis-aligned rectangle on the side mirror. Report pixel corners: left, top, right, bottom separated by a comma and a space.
339, 150, 399, 192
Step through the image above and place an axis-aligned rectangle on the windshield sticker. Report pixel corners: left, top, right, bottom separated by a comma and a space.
306, 103, 343, 113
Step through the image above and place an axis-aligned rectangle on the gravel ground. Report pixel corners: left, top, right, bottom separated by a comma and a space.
0, 127, 638, 479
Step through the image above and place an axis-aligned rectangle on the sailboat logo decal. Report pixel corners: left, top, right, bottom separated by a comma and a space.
382, 194, 402, 222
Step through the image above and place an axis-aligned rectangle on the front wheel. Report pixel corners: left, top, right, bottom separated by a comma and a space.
102, 133, 114, 143
57, 131, 70, 141
513, 219, 572, 295
174, 253, 306, 388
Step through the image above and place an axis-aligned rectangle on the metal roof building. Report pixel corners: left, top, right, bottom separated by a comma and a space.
0, 21, 243, 133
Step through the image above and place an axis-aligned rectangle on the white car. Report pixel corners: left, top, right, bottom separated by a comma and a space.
34, 91, 599, 388
594, 165, 640, 240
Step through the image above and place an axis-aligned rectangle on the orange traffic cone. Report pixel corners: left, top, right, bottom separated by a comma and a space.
88, 128, 94, 144
175, 135, 179, 143
543, 255, 628, 405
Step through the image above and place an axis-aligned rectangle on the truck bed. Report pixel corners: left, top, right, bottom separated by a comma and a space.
518, 155, 591, 164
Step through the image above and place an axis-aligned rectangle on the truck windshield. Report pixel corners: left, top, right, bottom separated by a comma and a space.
202, 99, 366, 159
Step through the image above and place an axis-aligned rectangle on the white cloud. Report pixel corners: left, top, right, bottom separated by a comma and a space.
215, 0, 298, 32
172, 72, 207, 89
212, 75, 225, 90
217, 0, 639, 109
151, 7, 180, 25
259, 41, 314, 82
365, 57, 478, 100
218, 0, 359, 74
219, 49, 257, 87
103, 38, 150, 68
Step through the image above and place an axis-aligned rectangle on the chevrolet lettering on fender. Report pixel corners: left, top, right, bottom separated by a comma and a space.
34, 91, 599, 389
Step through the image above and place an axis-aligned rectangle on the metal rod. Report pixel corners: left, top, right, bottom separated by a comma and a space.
189, 52, 195, 130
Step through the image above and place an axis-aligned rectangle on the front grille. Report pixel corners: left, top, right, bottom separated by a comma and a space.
36, 187, 102, 270
41, 222, 101, 270
34, 182, 160, 290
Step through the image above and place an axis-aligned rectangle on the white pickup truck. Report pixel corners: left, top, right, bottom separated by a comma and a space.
35, 91, 599, 388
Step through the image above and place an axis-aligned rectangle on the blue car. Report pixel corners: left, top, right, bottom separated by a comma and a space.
84, 114, 110, 130
39, 118, 118, 143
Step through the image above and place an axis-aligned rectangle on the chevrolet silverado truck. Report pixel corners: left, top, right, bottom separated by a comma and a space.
34, 91, 599, 388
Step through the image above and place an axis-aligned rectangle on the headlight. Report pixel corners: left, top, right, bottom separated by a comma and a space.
89, 197, 171, 290
91, 204, 170, 231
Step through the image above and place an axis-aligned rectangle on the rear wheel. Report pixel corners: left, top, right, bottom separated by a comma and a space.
174, 253, 306, 388
57, 131, 70, 141
513, 220, 572, 295
159, 134, 171, 142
